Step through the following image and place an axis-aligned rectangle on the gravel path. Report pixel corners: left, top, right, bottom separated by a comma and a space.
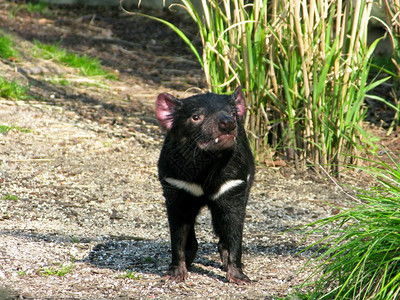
0, 3, 353, 298
0, 97, 348, 299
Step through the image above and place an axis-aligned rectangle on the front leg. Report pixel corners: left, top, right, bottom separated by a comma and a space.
164, 187, 201, 282
218, 240, 250, 284
168, 223, 190, 282
209, 199, 250, 284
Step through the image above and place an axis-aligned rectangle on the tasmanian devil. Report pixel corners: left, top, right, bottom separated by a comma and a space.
156, 86, 255, 284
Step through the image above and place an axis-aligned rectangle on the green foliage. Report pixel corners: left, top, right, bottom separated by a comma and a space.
372, 55, 399, 74
25, 2, 51, 15
2, 194, 18, 201
118, 270, 141, 280
0, 124, 30, 134
16, 270, 27, 276
143, 256, 156, 263
301, 157, 400, 299
0, 77, 28, 100
48, 76, 70, 86
0, 32, 20, 59
40, 263, 74, 277
125, 0, 390, 171
7, 1, 51, 19
69, 236, 81, 243
0, 125, 12, 134
32, 40, 117, 79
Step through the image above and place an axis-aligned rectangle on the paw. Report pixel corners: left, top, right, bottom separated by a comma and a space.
226, 268, 251, 284
166, 265, 188, 282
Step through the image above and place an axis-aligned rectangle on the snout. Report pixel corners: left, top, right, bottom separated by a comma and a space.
197, 114, 238, 151
218, 115, 236, 133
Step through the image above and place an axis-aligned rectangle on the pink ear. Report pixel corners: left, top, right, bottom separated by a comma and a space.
156, 93, 180, 130
233, 86, 245, 119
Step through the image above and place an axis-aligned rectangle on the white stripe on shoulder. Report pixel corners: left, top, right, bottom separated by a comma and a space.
164, 177, 204, 197
211, 179, 245, 200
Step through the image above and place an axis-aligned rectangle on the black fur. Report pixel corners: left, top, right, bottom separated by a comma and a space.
156, 87, 255, 284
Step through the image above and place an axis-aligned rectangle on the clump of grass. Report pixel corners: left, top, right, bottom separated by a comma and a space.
40, 263, 74, 277
25, 1, 51, 15
7, 1, 51, 19
301, 156, 400, 299
143, 256, 156, 263
50, 77, 70, 86
32, 40, 117, 79
118, 270, 141, 280
0, 124, 30, 134
16, 270, 27, 276
2, 194, 18, 201
0, 125, 12, 133
0, 32, 20, 60
69, 236, 81, 243
0, 77, 28, 100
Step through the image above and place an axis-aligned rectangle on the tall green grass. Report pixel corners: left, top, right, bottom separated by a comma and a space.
123, 0, 390, 171
301, 156, 400, 299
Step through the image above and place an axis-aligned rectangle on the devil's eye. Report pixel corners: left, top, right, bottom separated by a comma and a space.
192, 114, 201, 121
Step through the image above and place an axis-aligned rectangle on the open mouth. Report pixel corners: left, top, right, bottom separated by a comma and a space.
214, 134, 236, 144
198, 134, 236, 150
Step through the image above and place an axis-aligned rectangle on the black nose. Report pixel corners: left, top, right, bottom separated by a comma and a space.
218, 115, 236, 133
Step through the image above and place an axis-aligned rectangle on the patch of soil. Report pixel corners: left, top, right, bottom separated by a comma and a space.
3, 0, 204, 90
0, 1, 399, 299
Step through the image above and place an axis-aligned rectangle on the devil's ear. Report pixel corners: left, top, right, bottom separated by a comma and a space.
156, 93, 181, 130
233, 86, 245, 119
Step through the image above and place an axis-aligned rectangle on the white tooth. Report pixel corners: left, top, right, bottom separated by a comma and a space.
215, 138, 219, 143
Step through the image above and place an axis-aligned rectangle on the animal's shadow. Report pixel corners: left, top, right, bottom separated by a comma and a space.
85, 239, 227, 282
85, 238, 322, 282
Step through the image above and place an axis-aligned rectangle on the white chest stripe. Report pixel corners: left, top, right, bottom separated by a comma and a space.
164, 178, 245, 200
211, 179, 245, 200
165, 177, 204, 197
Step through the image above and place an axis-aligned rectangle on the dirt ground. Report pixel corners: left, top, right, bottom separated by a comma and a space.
0, 1, 399, 299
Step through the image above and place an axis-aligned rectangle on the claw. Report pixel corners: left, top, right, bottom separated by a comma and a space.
166, 264, 188, 282
226, 267, 251, 285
